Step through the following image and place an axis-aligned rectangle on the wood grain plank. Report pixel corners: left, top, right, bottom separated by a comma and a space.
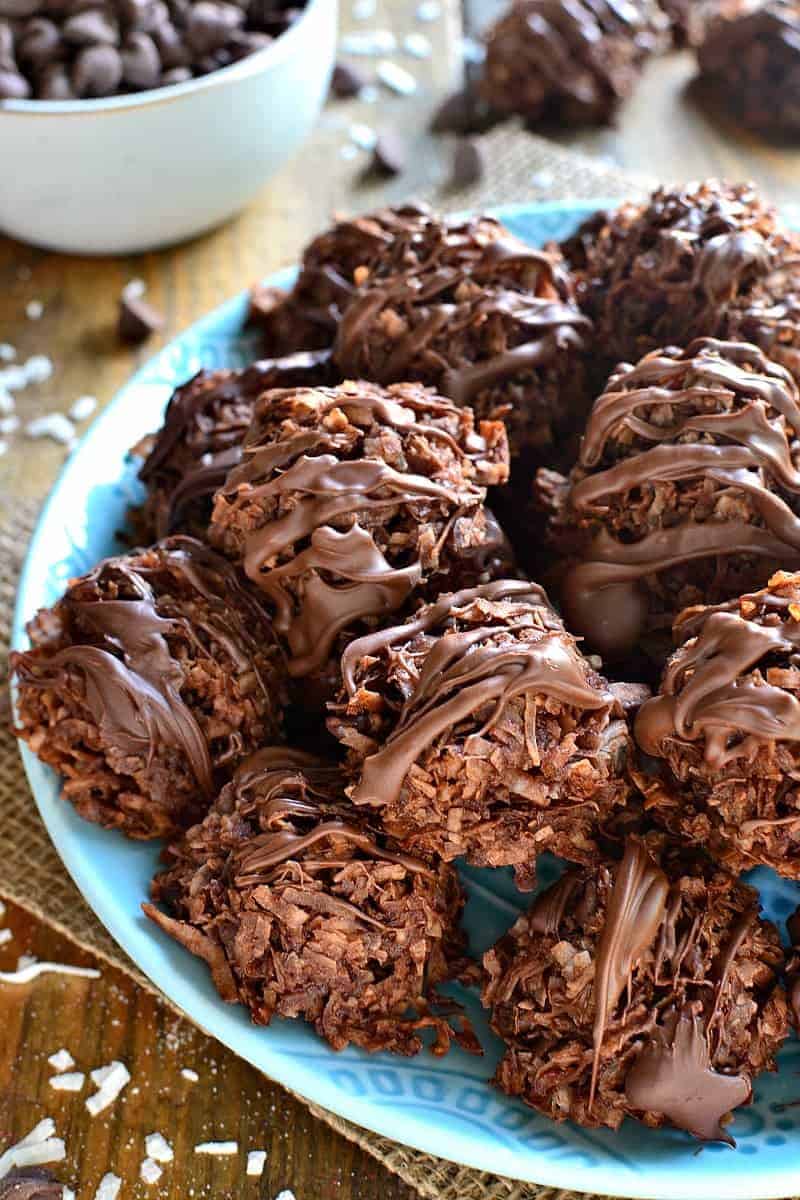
0, 898, 419, 1200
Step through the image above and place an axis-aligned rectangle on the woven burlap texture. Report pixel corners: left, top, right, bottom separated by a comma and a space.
0, 128, 655, 1200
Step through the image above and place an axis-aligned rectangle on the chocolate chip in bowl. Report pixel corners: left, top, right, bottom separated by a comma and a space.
0, 0, 335, 252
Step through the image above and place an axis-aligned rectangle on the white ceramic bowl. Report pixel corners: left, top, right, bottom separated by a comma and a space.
0, 0, 337, 255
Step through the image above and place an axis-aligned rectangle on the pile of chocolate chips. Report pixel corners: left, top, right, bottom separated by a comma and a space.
0, 0, 305, 101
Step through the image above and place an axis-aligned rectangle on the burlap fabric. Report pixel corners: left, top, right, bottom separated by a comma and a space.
0, 128, 654, 1200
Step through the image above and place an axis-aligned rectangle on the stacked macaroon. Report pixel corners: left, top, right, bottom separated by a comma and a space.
15, 182, 800, 1143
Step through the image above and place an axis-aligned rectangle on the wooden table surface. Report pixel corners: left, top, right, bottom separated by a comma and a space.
3, 3, 800, 1197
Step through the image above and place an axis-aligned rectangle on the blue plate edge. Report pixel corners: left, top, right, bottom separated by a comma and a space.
11, 199, 800, 1200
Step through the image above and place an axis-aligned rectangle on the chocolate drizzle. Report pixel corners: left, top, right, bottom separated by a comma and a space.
636, 605, 800, 767
332, 218, 590, 418
214, 382, 505, 677
559, 338, 800, 657
625, 1013, 751, 1143
589, 841, 668, 1108
14, 538, 275, 799
345, 580, 612, 810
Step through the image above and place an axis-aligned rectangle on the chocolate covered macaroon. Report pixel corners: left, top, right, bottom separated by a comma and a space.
249, 204, 435, 354
333, 213, 592, 470
635, 571, 800, 877
12, 538, 287, 840
327, 579, 636, 890
562, 181, 800, 378
480, 0, 668, 127
145, 749, 473, 1055
698, 2, 800, 140
136, 350, 335, 541
483, 837, 789, 1138
209, 380, 510, 699
541, 338, 800, 661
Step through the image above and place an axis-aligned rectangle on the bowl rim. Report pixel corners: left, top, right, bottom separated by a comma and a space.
0, 0, 332, 117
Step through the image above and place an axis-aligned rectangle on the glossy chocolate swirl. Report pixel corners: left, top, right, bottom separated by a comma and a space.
212, 381, 508, 677
14, 537, 276, 800
345, 580, 612, 810
559, 338, 800, 658
636, 585, 800, 767
590, 840, 669, 1107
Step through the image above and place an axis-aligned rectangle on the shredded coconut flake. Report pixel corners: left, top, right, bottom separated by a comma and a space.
0, 961, 100, 984
349, 122, 377, 149
16, 955, 37, 971
123, 278, 146, 300
25, 300, 44, 320
93, 1173, 121, 1200
0, 930, 12, 947
0, 416, 21, 434
140, 1158, 162, 1185
181, 1068, 199, 1082
274, 1191, 296, 1200
403, 32, 431, 57
0, 344, 15, 362
0, 1120, 65, 1181
86, 1061, 130, 1116
24, 354, 53, 383
69, 395, 97, 422
25, 414, 76, 447
351, 0, 375, 16
0, 390, 13, 414
340, 29, 396, 54
247, 1151, 267, 1177
0, 442, 7, 458
416, 0, 440, 19
63, 1188, 75, 1200
376, 60, 417, 94
194, 1141, 238, 1156
50, 1072, 85, 1093
145, 1133, 173, 1163
49, 1049, 76, 1072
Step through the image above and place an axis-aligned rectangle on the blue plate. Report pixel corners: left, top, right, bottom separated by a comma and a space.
13, 203, 800, 1200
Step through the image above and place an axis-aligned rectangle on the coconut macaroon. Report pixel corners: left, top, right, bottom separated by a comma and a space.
483, 836, 789, 1139
635, 571, 800, 877
12, 538, 287, 840
561, 180, 800, 380
145, 748, 475, 1056
540, 337, 800, 662
481, 0, 668, 127
209, 380, 511, 701
135, 350, 335, 542
327, 579, 637, 890
332, 212, 592, 471
248, 203, 435, 354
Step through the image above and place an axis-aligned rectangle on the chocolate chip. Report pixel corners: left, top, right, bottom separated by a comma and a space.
120, 30, 160, 87
38, 58, 74, 95
63, 6, 119, 45
17, 17, 61, 68
185, 0, 243, 55
371, 132, 405, 176
72, 41, 122, 94
0, 19, 14, 65
118, 293, 164, 343
0, 0, 42, 17
430, 85, 492, 134
160, 63, 190, 83
118, 0, 163, 30
450, 137, 484, 188
228, 27, 269, 57
330, 60, 367, 98
153, 19, 189, 67
0, 66, 31, 96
